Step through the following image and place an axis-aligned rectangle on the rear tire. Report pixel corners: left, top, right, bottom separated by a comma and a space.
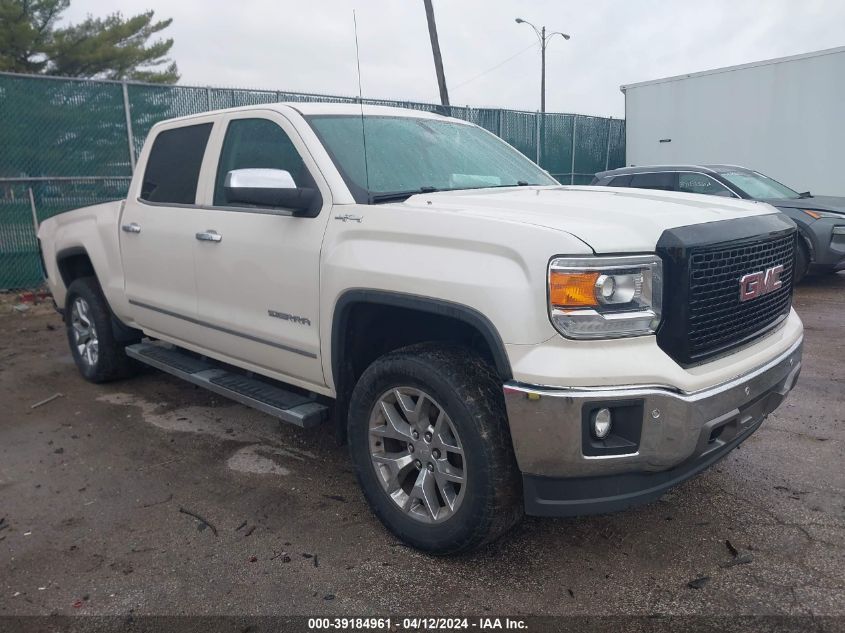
794, 240, 810, 284
347, 343, 523, 554
65, 277, 140, 383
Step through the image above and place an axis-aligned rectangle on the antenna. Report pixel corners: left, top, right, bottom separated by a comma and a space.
353, 10, 371, 197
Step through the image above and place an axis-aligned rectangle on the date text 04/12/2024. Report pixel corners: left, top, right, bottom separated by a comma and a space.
307, 617, 528, 630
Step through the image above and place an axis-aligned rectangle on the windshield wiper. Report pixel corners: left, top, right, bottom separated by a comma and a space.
368, 182, 545, 203
369, 186, 438, 204
799, 191, 813, 198
457, 181, 541, 189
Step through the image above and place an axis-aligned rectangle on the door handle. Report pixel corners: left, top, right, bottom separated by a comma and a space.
195, 230, 222, 243
121, 222, 141, 234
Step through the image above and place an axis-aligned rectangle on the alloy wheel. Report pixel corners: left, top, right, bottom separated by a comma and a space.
368, 387, 466, 523
71, 297, 99, 368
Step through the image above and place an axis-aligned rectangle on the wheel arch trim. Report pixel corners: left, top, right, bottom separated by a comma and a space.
58, 249, 138, 342
796, 226, 815, 260
330, 289, 513, 390
55, 246, 97, 289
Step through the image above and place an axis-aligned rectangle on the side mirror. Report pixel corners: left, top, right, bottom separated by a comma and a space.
224, 168, 318, 214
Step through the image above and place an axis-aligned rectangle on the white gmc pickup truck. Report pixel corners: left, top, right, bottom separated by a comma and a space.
38, 103, 803, 553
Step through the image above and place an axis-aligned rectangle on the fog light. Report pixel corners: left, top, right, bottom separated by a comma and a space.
592, 408, 612, 439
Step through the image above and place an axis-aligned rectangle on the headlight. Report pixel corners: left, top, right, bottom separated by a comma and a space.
801, 209, 844, 220
548, 255, 663, 339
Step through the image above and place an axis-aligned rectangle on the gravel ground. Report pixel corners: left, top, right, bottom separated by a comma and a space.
0, 275, 843, 618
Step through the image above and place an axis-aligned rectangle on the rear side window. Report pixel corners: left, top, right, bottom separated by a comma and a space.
629, 172, 675, 191
608, 175, 632, 187
140, 123, 213, 204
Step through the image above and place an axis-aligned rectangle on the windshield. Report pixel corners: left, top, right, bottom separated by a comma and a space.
716, 169, 801, 200
307, 115, 557, 203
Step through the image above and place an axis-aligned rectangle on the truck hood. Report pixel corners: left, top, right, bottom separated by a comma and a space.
401, 186, 780, 252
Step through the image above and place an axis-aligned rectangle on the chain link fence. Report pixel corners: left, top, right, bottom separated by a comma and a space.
0, 71, 625, 289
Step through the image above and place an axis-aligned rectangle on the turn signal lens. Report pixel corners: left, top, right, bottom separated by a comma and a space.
549, 271, 600, 307
802, 208, 843, 220
547, 255, 663, 339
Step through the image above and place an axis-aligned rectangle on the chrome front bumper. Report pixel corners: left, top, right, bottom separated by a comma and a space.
503, 337, 803, 480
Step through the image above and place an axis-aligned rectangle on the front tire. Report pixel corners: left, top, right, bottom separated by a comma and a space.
347, 343, 522, 554
65, 277, 140, 383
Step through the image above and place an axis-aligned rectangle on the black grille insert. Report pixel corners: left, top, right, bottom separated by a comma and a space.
655, 214, 797, 367
686, 234, 794, 360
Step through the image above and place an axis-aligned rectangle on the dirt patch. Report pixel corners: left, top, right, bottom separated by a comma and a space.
0, 274, 843, 616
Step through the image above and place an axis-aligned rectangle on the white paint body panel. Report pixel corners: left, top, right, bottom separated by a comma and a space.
38, 102, 803, 401
405, 185, 778, 253
189, 109, 332, 386
623, 46, 845, 196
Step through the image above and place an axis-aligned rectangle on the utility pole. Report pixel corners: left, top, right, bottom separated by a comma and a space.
423, 0, 450, 107
540, 25, 546, 115
515, 18, 570, 165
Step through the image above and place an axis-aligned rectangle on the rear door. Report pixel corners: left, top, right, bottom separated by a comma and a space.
190, 111, 332, 389
120, 118, 216, 344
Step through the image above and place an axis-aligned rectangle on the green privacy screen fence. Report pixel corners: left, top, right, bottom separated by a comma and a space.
0, 71, 625, 289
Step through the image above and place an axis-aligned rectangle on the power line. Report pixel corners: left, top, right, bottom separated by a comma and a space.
451, 42, 540, 91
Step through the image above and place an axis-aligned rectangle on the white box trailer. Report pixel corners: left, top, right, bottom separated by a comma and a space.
621, 46, 845, 196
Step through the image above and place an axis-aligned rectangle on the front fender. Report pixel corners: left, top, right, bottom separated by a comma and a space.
318, 204, 593, 389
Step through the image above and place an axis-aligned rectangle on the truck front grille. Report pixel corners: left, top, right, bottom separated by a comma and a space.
686, 234, 795, 361
655, 215, 797, 367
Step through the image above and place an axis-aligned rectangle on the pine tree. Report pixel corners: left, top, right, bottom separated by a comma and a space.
0, 0, 178, 83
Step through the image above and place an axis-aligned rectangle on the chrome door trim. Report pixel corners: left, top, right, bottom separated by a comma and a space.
136, 198, 296, 217
127, 299, 317, 358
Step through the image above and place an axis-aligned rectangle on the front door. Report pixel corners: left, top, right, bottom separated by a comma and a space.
191, 112, 331, 389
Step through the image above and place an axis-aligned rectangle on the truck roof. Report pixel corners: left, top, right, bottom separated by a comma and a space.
153, 101, 464, 127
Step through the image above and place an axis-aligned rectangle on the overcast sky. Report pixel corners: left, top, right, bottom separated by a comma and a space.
63, 0, 843, 118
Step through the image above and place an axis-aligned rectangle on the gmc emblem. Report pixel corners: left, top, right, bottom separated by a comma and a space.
738, 265, 784, 302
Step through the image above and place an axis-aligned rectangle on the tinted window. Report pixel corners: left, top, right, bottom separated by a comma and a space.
629, 172, 675, 191
214, 118, 308, 207
141, 123, 212, 204
608, 175, 632, 187
678, 173, 734, 197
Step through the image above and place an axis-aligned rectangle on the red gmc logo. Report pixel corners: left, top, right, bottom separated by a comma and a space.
739, 265, 784, 302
